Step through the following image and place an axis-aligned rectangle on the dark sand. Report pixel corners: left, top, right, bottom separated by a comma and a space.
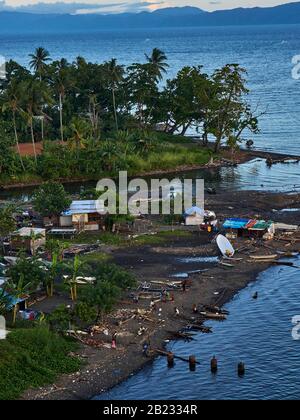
21, 189, 300, 400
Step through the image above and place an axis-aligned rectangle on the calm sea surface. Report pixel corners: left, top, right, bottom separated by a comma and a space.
96, 257, 300, 400
0, 25, 300, 155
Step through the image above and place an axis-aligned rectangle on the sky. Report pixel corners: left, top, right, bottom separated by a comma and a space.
2, 0, 299, 14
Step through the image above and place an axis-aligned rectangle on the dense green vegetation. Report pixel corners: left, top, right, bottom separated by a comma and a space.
0, 47, 259, 184
0, 327, 81, 400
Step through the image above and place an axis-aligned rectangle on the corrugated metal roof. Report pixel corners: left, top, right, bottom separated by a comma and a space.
223, 218, 274, 231
223, 218, 250, 229
249, 221, 274, 231
14, 228, 46, 237
62, 200, 105, 216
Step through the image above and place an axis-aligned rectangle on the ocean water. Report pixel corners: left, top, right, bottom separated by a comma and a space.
96, 257, 300, 400
0, 25, 300, 155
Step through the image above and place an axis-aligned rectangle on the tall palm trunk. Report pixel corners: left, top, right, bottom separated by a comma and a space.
41, 117, 44, 142
12, 111, 25, 171
112, 88, 118, 131
59, 93, 64, 142
13, 304, 18, 325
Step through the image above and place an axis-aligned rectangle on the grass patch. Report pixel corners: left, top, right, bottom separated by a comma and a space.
0, 326, 81, 400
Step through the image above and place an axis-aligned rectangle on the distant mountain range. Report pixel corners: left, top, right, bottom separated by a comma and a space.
1, 3, 300, 34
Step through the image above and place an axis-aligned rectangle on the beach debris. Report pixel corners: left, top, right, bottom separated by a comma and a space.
199, 311, 227, 321
201, 304, 229, 316
250, 254, 278, 260
219, 261, 235, 268
186, 324, 212, 333
167, 330, 195, 341
274, 223, 299, 232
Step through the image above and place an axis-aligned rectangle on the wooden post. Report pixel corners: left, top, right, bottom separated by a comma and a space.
238, 362, 245, 376
189, 355, 196, 371
167, 352, 174, 368
211, 356, 218, 373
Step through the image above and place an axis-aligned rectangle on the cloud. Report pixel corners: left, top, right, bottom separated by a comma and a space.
0, 1, 166, 14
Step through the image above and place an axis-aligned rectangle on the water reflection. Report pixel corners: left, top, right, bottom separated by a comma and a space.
1, 158, 299, 202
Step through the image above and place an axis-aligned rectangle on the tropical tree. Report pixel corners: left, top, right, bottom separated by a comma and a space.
0, 206, 16, 250
126, 63, 158, 127
29, 47, 51, 81
79, 279, 121, 323
145, 48, 169, 81
33, 181, 71, 220
50, 60, 73, 142
211, 64, 250, 152
0, 288, 9, 316
44, 252, 59, 297
64, 255, 83, 301
1, 80, 25, 170
68, 117, 90, 154
7, 256, 45, 292
104, 58, 124, 131
20, 79, 52, 163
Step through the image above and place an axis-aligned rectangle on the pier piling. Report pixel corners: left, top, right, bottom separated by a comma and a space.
238, 362, 245, 376
211, 356, 218, 373
167, 352, 175, 368
189, 355, 196, 371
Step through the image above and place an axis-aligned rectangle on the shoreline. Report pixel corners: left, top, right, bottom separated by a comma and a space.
2, 146, 299, 192
21, 189, 300, 401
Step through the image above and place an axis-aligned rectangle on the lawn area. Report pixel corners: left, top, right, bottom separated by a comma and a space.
56, 229, 193, 249
0, 327, 81, 400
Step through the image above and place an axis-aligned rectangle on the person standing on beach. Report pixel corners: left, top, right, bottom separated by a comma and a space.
112, 331, 117, 348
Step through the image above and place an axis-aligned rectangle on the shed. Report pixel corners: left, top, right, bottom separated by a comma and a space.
10, 227, 46, 255
0, 288, 28, 311
223, 218, 275, 239
61, 200, 107, 232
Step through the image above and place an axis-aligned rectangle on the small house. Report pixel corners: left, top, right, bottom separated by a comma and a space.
10, 227, 46, 255
223, 218, 275, 239
60, 200, 107, 232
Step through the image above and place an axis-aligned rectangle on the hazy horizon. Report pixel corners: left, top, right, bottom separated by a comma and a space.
1, 0, 300, 15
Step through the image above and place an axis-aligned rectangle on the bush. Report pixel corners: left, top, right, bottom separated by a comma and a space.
0, 326, 81, 400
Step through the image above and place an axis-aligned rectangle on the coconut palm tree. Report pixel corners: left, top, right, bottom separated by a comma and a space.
1, 80, 25, 171
51, 60, 73, 142
104, 58, 124, 131
29, 47, 51, 81
68, 117, 90, 154
21, 79, 52, 163
145, 48, 169, 80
